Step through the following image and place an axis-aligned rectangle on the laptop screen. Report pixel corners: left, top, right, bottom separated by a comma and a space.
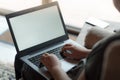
8, 5, 66, 51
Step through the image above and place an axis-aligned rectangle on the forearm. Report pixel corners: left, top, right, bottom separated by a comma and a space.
80, 49, 91, 58
84, 49, 91, 55
50, 67, 71, 80
78, 70, 86, 80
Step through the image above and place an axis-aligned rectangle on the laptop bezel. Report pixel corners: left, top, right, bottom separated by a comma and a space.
6, 1, 69, 54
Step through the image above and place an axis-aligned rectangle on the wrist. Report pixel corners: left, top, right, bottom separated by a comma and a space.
49, 66, 62, 74
85, 49, 91, 54
49, 66, 62, 79
49, 66, 71, 80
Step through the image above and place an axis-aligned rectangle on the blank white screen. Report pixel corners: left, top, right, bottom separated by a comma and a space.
9, 6, 65, 51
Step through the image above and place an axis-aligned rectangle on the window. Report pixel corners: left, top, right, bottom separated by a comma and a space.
0, 0, 42, 14
53, 0, 120, 28
0, 0, 43, 34
0, 0, 120, 29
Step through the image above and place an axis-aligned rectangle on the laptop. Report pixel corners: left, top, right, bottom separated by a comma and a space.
6, 1, 84, 79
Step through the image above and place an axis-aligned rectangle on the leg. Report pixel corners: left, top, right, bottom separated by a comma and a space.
22, 63, 46, 80
14, 54, 46, 80
14, 53, 24, 80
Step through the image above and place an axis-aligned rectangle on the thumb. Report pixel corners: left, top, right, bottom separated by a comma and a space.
61, 50, 73, 58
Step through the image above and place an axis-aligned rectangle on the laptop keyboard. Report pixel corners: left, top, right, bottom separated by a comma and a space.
29, 46, 63, 68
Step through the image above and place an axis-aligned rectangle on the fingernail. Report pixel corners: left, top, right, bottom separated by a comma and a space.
44, 53, 49, 56
65, 50, 72, 54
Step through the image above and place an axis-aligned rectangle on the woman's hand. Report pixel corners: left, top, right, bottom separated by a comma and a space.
41, 53, 71, 80
61, 44, 91, 60
41, 53, 61, 72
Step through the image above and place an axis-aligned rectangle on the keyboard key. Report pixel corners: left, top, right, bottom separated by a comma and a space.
29, 45, 64, 68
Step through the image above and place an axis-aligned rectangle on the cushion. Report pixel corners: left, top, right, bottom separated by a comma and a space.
85, 27, 115, 49
85, 34, 120, 80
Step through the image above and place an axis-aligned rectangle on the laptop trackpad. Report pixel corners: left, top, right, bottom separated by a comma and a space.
40, 60, 76, 73
61, 60, 76, 72
39, 60, 76, 79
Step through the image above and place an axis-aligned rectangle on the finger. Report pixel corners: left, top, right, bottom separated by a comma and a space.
43, 53, 49, 57
41, 53, 49, 62
61, 46, 73, 58
62, 44, 72, 50
41, 55, 46, 62
64, 44, 72, 47
49, 53, 55, 56
62, 52, 73, 58
40, 57, 45, 65
62, 46, 73, 52
49, 54, 59, 61
61, 47, 72, 53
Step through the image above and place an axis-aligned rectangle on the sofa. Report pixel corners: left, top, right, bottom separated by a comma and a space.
83, 27, 120, 80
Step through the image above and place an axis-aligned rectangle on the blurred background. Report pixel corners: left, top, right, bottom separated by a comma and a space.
0, 0, 119, 28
